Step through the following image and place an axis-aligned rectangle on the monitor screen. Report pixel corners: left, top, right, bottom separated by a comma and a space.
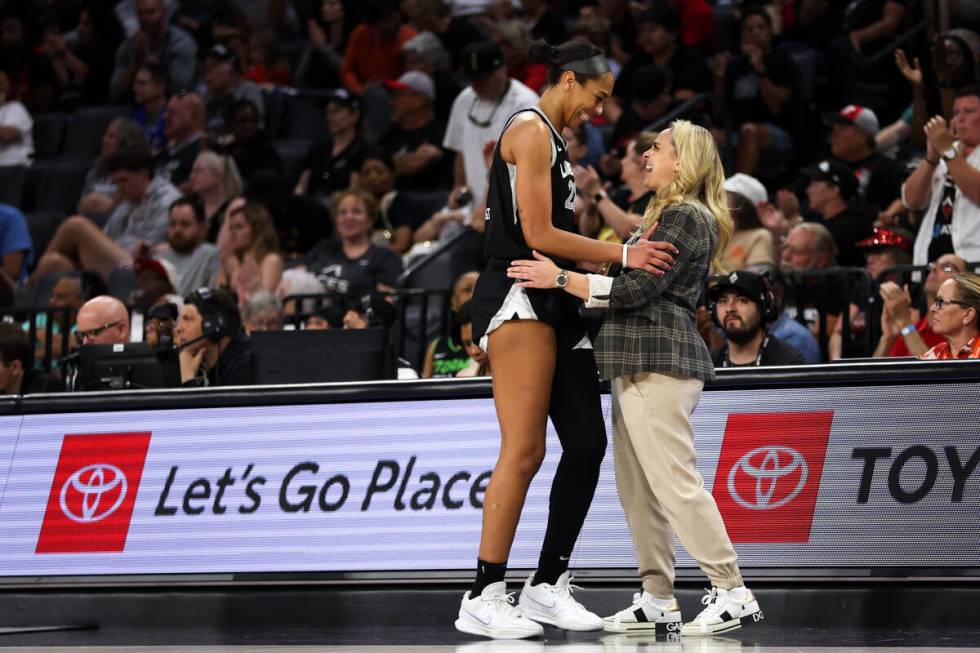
77, 343, 180, 391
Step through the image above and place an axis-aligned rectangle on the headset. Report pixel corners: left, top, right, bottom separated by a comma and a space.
708, 271, 778, 327
188, 287, 229, 343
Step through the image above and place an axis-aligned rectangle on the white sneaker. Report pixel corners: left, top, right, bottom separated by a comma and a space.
456, 581, 544, 639
680, 586, 763, 636
602, 591, 682, 634
518, 572, 603, 631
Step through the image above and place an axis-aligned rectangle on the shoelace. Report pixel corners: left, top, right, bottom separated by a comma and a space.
691, 587, 726, 623
484, 591, 524, 618
551, 576, 589, 612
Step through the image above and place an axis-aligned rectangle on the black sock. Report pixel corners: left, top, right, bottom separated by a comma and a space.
532, 550, 570, 586
471, 558, 507, 596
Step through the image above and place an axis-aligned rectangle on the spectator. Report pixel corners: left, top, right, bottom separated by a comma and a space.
27, 271, 107, 364
295, 89, 368, 206
402, 30, 460, 125
405, 0, 484, 71
442, 41, 538, 221
709, 270, 807, 367
715, 8, 796, 176
920, 272, 980, 360
296, 0, 351, 89
780, 221, 844, 345
339, 0, 416, 95
453, 299, 489, 377
422, 269, 479, 377
614, 8, 711, 103
829, 0, 907, 106
202, 44, 264, 136
906, 86, 980, 266
490, 20, 546, 94
0, 71, 33, 166
216, 201, 283, 308
721, 191, 775, 271
131, 62, 168, 153
145, 300, 177, 350
158, 195, 221, 297
79, 118, 147, 220
828, 104, 908, 215
243, 29, 293, 88
220, 99, 281, 184
296, 188, 403, 298
188, 150, 243, 241
277, 267, 327, 321
110, 0, 197, 101
801, 159, 871, 268
172, 0, 237, 51
763, 265, 822, 364
610, 65, 672, 151
156, 90, 206, 188
47, 4, 124, 107
131, 256, 180, 309
0, 203, 33, 286
0, 322, 59, 394
382, 71, 451, 191
115, 0, 178, 38
32, 147, 181, 281
176, 287, 251, 385
75, 295, 131, 346
341, 291, 418, 379
875, 253, 966, 358
519, 0, 565, 45
0, 13, 30, 100
242, 290, 283, 333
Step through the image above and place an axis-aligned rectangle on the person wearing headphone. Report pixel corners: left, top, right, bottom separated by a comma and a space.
708, 270, 807, 367
175, 287, 251, 386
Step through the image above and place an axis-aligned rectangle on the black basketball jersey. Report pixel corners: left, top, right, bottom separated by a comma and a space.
484, 107, 577, 268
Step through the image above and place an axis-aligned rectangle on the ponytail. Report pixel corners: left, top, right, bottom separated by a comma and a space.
526, 38, 610, 86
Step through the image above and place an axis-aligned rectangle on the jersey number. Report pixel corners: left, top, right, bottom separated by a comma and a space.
565, 180, 576, 212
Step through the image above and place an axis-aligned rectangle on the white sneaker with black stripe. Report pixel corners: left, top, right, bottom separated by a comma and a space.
602, 591, 682, 634
518, 572, 603, 631
680, 586, 763, 636
456, 581, 544, 639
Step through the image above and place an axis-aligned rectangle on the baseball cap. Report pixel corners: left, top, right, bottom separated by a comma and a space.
708, 270, 769, 307
325, 88, 361, 112
384, 71, 435, 101
801, 159, 858, 200
723, 173, 768, 206
855, 226, 913, 253
134, 257, 180, 293
206, 44, 240, 71
460, 41, 504, 81
832, 104, 880, 136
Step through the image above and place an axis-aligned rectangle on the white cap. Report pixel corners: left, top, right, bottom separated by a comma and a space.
723, 173, 768, 206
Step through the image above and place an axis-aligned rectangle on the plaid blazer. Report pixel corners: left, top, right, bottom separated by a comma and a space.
594, 201, 718, 382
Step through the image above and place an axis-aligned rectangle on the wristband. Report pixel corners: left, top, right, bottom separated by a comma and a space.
593, 190, 607, 205
900, 323, 917, 337
622, 243, 629, 269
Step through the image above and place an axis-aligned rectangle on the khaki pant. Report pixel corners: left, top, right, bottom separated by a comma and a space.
611, 372, 743, 598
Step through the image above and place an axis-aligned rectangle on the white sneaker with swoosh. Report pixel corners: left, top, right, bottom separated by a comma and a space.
518, 572, 603, 631
455, 581, 544, 639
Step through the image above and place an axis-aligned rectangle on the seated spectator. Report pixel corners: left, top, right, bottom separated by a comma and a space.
295, 188, 403, 298
715, 8, 796, 176
145, 301, 177, 350
0, 322, 59, 394
721, 190, 776, 271
243, 290, 283, 333
155, 90, 206, 188
172, 0, 236, 52
0, 202, 32, 286
158, 196, 221, 297
243, 29, 294, 88
763, 265, 822, 364
342, 291, 418, 379
132, 256, 180, 310
382, 71, 451, 192
454, 300, 489, 377
0, 71, 33, 166
610, 64, 672, 151
28, 271, 107, 363
79, 118, 147, 221
176, 287, 251, 386
295, 89, 368, 206
220, 99, 281, 184
780, 222, 844, 345
203, 45, 265, 136
709, 270, 807, 367
277, 268, 327, 322
405, 0, 484, 71
114, 0, 178, 39
56, 4, 125, 106
491, 21, 547, 94
920, 273, 980, 360
32, 147, 182, 281
801, 159, 872, 268
422, 269, 479, 378
76, 295, 131, 346
296, 0, 350, 89
110, 0, 197, 101
827, 105, 908, 217
131, 62, 168, 153
874, 253, 966, 358
339, 0, 416, 95
216, 201, 283, 309
243, 170, 329, 257
905, 86, 980, 266
188, 150, 243, 240
402, 30, 461, 125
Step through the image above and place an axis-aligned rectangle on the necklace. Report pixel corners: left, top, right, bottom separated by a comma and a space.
467, 80, 510, 128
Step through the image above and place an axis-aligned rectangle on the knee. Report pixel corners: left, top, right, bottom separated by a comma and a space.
500, 443, 546, 479
561, 434, 607, 469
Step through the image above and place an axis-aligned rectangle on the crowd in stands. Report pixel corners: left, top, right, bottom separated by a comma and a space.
0, 0, 979, 392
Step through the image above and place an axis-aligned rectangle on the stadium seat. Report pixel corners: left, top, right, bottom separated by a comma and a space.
25, 210, 66, 263
107, 266, 135, 302
29, 159, 90, 213
282, 93, 328, 141
32, 112, 67, 159
273, 140, 310, 191
63, 106, 128, 159
0, 166, 27, 208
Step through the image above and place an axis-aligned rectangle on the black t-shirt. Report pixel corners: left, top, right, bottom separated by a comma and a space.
614, 46, 712, 100
610, 187, 654, 216
303, 136, 368, 200
381, 120, 452, 192
298, 239, 404, 297
183, 333, 252, 387
843, 0, 909, 53
843, 153, 908, 213
816, 208, 873, 268
429, 335, 471, 378
227, 139, 283, 184
711, 332, 808, 367
155, 137, 202, 187
725, 49, 797, 128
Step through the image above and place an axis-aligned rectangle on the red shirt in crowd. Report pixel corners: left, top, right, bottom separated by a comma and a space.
340, 24, 417, 94
889, 316, 945, 357
920, 335, 980, 360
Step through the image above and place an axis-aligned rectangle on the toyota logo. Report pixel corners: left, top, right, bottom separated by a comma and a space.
727, 446, 807, 510
59, 464, 128, 523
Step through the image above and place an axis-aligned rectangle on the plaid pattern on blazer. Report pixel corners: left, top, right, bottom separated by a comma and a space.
594, 201, 718, 382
